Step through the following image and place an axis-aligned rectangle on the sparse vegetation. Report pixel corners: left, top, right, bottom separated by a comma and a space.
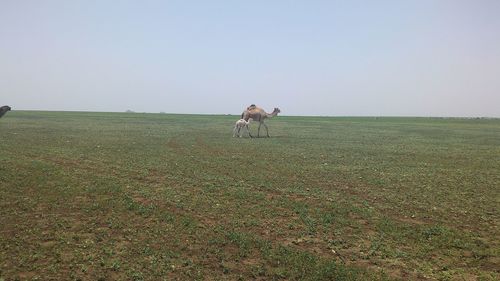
0, 111, 498, 280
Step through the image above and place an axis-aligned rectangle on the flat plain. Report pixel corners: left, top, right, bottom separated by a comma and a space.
0, 111, 499, 280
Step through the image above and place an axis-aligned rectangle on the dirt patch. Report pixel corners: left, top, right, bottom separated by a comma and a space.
195, 136, 223, 155
167, 138, 182, 150
40, 240, 57, 248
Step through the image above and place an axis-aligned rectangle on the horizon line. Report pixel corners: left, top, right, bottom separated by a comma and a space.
7, 109, 500, 119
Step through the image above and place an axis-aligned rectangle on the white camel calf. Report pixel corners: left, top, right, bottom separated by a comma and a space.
233, 118, 252, 138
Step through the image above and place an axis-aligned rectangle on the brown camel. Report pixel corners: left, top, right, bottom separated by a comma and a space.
241, 105, 280, 137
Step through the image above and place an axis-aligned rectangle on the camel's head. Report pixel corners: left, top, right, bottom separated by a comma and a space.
273, 108, 281, 114
2, 106, 11, 111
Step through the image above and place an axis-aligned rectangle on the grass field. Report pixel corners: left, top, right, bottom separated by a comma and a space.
0, 111, 499, 280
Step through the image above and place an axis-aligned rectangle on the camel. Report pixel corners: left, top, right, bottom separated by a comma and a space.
241, 105, 280, 137
233, 118, 252, 138
0, 106, 11, 118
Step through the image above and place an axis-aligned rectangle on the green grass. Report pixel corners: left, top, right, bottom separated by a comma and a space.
0, 111, 499, 280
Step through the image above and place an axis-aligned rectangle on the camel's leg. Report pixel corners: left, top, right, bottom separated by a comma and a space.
263, 122, 270, 137
233, 126, 238, 137
247, 124, 253, 138
245, 124, 251, 138
257, 122, 262, 137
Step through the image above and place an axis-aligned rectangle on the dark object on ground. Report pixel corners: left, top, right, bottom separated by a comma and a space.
0, 106, 11, 118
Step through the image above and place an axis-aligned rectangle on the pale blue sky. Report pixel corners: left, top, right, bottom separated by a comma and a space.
1, 0, 499, 116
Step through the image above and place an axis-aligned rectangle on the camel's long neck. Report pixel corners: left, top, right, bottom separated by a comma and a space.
266, 111, 278, 118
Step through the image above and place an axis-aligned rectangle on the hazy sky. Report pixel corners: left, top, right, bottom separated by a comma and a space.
1, 0, 499, 116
